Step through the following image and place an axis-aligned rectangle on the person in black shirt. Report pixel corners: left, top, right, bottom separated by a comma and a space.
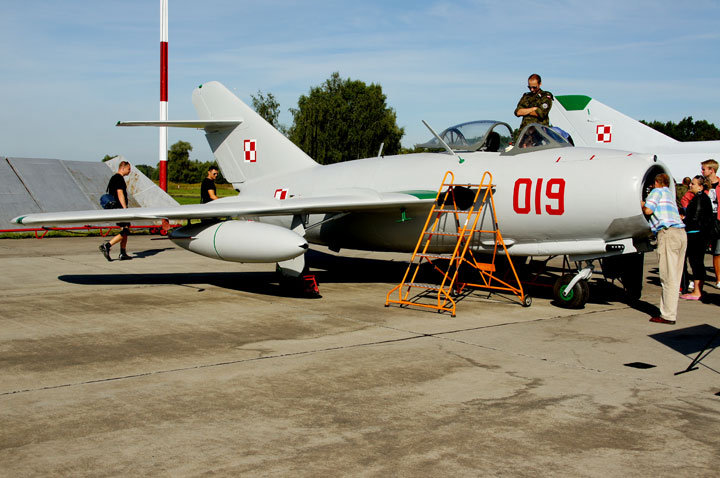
99, 161, 132, 261
201, 166, 220, 203
680, 176, 714, 300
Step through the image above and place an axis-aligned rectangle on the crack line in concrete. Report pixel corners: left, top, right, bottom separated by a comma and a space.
0, 334, 432, 397
1, 306, 709, 397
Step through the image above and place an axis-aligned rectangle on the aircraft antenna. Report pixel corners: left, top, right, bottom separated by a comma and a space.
421, 120, 464, 164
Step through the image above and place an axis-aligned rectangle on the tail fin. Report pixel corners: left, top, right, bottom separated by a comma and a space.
550, 95, 677, 151
192, 81, 317, 185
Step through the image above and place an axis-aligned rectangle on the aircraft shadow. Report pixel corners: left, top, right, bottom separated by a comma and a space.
57, 249, 642, 305
58, 271, 296, 298
307, 250, 630, 308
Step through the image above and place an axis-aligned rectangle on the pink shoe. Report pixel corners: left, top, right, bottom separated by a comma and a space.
679, 294, 701, 300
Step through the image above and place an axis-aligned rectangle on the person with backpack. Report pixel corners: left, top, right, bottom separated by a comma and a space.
99, 161, 133, 261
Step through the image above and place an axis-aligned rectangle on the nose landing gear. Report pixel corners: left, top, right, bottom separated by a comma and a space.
552, 261, 594, 308
553, 272, 591, 308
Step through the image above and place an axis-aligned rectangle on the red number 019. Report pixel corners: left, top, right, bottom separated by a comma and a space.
513, 178, 565, 215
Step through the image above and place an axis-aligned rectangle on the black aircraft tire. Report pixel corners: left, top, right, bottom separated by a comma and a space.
553, 274, 590, 309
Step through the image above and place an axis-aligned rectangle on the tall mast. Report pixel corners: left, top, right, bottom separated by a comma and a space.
159, 0, 168, 191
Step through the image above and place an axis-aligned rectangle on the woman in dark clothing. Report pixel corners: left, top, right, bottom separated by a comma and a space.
680, 175, 714, 300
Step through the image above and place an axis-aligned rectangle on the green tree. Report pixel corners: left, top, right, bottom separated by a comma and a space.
251, 90, 281, 127
167, 141, 201, 183
135, 164, 158, 180
399, 145, 429, 155
288, 72, 404, 164
164, 141, 228, 184
251, 90, 289, 136
640, 117, 720, 141
101, 154, 118, 162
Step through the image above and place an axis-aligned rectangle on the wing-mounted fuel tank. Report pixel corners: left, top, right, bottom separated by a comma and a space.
169, 220, 308, 262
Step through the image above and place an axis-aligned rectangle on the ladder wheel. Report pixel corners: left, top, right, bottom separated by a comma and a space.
522, 295, 532, 307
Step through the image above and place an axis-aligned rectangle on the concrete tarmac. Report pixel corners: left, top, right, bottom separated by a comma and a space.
1, 235, 718, 476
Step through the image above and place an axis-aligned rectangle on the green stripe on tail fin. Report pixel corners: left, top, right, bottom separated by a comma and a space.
555, 95, 592, 111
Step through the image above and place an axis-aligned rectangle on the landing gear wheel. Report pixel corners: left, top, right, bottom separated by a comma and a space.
553, 274, 589, 309
522, 294, 532, 307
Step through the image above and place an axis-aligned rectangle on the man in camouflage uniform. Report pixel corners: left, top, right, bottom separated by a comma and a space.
514, 73, 554, 134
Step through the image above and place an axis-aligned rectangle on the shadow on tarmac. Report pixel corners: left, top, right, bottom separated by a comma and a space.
58, 248, 634, 306
131, 248, 174, 259
59, 271, 291, 297
649, 324, 720, 375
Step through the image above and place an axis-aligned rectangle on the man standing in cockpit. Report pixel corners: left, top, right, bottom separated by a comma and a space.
514, 73, 553, 133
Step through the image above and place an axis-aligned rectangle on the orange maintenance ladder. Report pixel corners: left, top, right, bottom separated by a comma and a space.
385, 171, 530, 317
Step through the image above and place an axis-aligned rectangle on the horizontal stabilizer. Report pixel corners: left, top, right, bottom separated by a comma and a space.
116, 120, 241, 132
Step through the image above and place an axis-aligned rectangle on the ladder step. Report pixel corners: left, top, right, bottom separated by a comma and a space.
425, 231, 462, 236
434, 209, 466, 213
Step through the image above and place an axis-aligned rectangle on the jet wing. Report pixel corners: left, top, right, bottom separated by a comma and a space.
12, 191, 435, 226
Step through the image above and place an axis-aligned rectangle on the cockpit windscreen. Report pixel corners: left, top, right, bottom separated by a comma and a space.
415, 120, 513, 152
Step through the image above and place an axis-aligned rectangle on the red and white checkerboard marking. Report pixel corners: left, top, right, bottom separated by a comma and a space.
596, 125, 612, 143
274, 188, 288, 200
244, 139, 257, 162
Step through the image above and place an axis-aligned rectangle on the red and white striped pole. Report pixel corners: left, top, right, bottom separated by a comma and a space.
159, 0, 168, 191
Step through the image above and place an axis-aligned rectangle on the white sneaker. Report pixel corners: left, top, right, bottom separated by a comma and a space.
688, 281, 694, 290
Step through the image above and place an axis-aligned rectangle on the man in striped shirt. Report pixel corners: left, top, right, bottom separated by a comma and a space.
642, 173, 687, 325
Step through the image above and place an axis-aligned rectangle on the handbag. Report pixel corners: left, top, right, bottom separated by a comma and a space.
100, 193, 118, 209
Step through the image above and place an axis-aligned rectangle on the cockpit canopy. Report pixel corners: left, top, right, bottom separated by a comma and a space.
415, 120, 513, 152
501, 123, 573, 155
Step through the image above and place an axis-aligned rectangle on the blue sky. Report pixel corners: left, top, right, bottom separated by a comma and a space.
1, 0, 719, 164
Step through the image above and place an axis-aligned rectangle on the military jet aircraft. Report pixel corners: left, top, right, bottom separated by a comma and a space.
550, 94, 719, 181
14, 82, 668, 307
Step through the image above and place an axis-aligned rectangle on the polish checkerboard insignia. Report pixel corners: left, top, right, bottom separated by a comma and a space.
596, 125, 612, 143
274, 188, 288, 200
244, 139, 257, 162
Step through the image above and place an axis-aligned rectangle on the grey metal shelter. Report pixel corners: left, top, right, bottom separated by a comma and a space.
0, 156, 177, 229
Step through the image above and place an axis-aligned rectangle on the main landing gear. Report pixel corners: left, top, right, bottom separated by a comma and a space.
276, 256, 321, 298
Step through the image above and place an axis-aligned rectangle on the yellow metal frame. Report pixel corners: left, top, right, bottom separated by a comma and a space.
385, 170, 527, 317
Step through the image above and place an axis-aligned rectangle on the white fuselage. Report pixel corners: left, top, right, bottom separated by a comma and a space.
225, 147, 660, 258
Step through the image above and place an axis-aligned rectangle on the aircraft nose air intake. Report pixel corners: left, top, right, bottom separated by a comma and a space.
169, 220, 307, 263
